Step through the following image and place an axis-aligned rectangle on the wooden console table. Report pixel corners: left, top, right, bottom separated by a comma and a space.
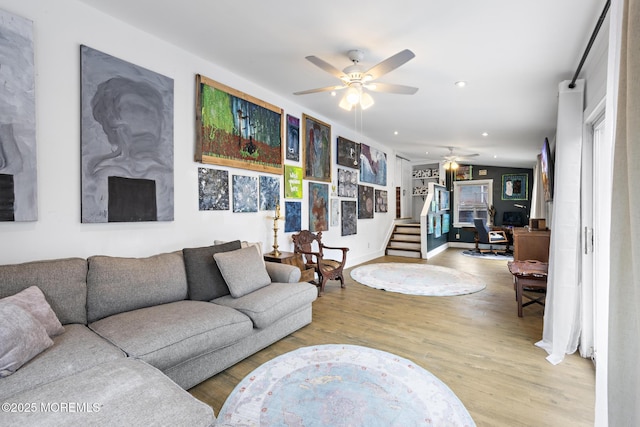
263, 251, 315, 283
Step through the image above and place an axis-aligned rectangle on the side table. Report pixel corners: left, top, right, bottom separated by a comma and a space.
263, 251, 315, 283
507, 260, 548, 317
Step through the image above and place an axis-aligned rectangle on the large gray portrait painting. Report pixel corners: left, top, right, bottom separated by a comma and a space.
81, 45, 174, 223
0, 10, 37, 222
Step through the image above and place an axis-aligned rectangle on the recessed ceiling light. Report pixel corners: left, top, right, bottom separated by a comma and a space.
331, 91, 336, 97
482, 132, 489, 137
494, 155, 498, 158
394, 131, 398, 135
455, 81, 467, 88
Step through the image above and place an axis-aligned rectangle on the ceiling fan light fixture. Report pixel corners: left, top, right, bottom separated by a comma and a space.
338, 94, 353, 111
360, 92, 375, 110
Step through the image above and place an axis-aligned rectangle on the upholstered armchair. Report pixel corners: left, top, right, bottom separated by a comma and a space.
291, 230, 349, 295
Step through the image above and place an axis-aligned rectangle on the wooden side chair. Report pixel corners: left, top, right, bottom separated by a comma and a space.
291, 230, 349, 295
507, 260, 548, 317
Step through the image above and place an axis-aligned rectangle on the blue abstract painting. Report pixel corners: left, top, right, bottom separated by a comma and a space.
359, 144, 387, 186
233, 175, 258, 212
259, 175, 280, 210
285, 201, 301, 233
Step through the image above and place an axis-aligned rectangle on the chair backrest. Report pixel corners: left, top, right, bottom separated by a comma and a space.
473, 218, 490, 243
292, 230, 323, 264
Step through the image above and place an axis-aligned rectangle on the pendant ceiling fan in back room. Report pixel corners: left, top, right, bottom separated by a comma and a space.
293, 49, 418, 111
441, 147, 479, 170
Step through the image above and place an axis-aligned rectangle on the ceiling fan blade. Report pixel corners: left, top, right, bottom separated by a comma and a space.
305, 56, 347, 80
293, 84, 346, 95
366, 82, 418, 95
364, 49, 415, 80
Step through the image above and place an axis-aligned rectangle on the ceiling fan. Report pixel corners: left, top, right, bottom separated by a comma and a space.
441, 147, 479, 169
293, 49, 418, 111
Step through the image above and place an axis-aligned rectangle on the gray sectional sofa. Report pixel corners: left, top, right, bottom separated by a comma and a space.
0, 240, 318, 426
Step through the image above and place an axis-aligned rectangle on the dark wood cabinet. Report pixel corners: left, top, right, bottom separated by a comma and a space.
512, 228, 551, 262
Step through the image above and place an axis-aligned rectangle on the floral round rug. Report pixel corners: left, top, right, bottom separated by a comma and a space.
350, 263, 486, 296
216, 344, 475, 426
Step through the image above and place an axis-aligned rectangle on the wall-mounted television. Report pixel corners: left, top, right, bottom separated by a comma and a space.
541, 137, 554, 202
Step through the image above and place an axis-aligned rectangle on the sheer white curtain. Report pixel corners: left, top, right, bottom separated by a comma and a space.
530, 154, 547, 220
608, 0, 640, 423
535, 80, 584, 365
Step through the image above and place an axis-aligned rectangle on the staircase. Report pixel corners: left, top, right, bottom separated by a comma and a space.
385, 223, 422, 258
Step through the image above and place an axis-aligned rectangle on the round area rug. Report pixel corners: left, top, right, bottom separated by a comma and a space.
217, 344, 475, 427
350, 263, 486, 296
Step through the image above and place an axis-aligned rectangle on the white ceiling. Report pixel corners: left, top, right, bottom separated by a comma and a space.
77, 0, 605, 168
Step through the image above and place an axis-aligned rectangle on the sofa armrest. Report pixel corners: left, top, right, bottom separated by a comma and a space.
265, 261, 301, 283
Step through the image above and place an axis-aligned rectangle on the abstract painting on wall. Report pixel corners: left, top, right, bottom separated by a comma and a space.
198, 167, 229, 211
284, 165, 303, 199
336, 136, 360, 169
341, 200, 357, 236
285, 201, 301, 233
360, 144, 387, 186
0, 10, 37, 222
358, 185, 374, 219
337, 168, 357, 198
196, 74, 283, 174
80, 45, 174, 223
308, 182, 328, 232
232, 175, 258, 213
375, 189, 388, 213
302, 114, 331, 182
259, 175, 280, 210
286, 114, 300, 161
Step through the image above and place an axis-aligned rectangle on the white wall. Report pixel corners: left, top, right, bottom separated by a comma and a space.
0, 0, 396, 266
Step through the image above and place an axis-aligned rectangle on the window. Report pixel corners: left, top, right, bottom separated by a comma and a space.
452, 179, 493, 228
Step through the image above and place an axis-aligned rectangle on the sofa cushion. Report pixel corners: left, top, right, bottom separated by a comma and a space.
0, 302, 53, 378
0, 324, 125, 401
0, 358, 215, 427
183, 240, 242, 301
2, 286, 64, 337
0, 257, 88, 325
86, 252, 188, 323
213, 282, 318, 329
89, 300, 253, 371
214, 246, 271, 298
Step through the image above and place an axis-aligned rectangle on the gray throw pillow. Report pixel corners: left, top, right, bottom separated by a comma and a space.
2, 286, 65, 337
183, 240, 242, 300
213, 246, 271, 298
0, 302, 54, 377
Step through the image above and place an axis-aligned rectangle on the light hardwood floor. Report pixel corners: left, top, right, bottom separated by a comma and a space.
189, 249, 595, 426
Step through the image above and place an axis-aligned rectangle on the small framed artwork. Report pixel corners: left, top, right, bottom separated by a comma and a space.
336, 136, 360, 169
259, 175, 280, 210
302, 114, 331, 182
341, 200, 357, 236
286, 114, 300, 161
337, 168, 358, 198
284, 165, 303, 199
358, 185, 374, 219
501, 173, 528, 200
284, 201, 301, 232
360, 144, 387, 186
375, 189, 388, 213
198, 168, 229, 211
232, 175, 258, 212
330, 198, 340, 227
455, 165, 473, 181
308, 182, 328, 231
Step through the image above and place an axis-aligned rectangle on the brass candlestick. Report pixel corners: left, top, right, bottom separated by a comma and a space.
271, 203, 282, 256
